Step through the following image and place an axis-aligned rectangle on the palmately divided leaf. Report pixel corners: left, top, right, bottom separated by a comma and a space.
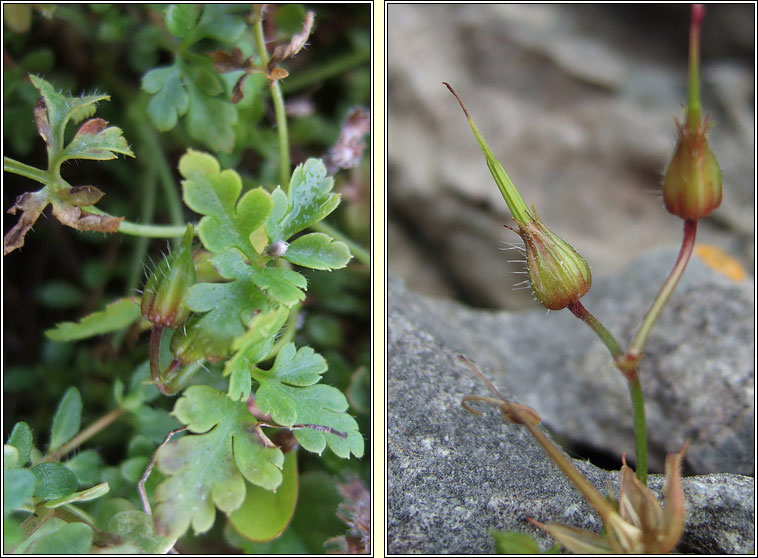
186, 81, 238, 153
252, 347, 363, 459
154, 386, 284, 540
249, 267, 307, 307
29, 74, 110, 153
284, 232, 352, 270
224, 307, 289, 401
45, 297, 142, 341
142, 66, 189, 131
180, 150, 272, 259
184, 250, 269, 360
265, 159, 341, 242
107, 510, 176, 554
61, 117, 134, 161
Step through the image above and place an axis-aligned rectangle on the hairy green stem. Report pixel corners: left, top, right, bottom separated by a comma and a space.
311, 221, 370, 267
568, 300, 648, 482
44, 407, 126, 463
628, 219, 698, 359
4, 156, 50, 184
567, 301, 624, 358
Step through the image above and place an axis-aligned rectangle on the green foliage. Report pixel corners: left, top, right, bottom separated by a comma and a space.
265, 159, 342, 242
4, 4, 369, 554
228, 449, 299, 541
49, 387, 82, 450
154, 386, 284, 539
45, 298, 142, 341
142, 5, 248, 152
30, 463, 78, 500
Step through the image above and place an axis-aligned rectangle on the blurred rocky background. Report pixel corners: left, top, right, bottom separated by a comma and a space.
387, 4, 754, 308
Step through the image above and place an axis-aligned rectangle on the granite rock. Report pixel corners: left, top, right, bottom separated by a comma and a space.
387, 259, 755, 553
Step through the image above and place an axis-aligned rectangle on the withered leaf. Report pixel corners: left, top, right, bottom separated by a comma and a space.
267, 11, 314, 74
4, 191, 48, 255
57, 185, 105, 207
265, 67, 289, 83
34, 97, 50, 145
209, 47, 250, 72
51, 204, 123, 233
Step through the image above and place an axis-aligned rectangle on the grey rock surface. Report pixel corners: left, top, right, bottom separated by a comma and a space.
387, 267, 755, 554
387, 4, 754, 309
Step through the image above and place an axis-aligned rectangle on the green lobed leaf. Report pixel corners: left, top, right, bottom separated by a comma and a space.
194, 4, 248, 43
7, 421, 34, 467
249, 266, 307, 307
284, 232, 352, 270
153, 385, 284, 540
266, 342, 328, 386
60, 117, 134, 162
180, 149, 272, 259
107, 510, 176, 554
29, 74, 110, 153
164, 4, 200, 38
45, 297, 142, 341
186, 78, 238, 152
50, 386, 82, 450
229, 449, 298, 542
30, 462, 78, 500
4, 468, 37, 513
224, 306, 290, 401
143, 65, 189, 131
265, 159, 341, 242
252, 347, 363, 459
184, 250, 269, 360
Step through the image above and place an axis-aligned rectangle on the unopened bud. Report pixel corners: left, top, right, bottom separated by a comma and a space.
516, 210, 591, 310
141, 225, 196, 328
662, 118, 722, 221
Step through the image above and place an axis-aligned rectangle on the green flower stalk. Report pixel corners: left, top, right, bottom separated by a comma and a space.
444, 82, 591, 311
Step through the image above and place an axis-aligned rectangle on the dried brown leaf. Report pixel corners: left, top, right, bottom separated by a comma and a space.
51, 204, 123, 232
34, 97, 50, 145
75, 117, 108, 136
4, 191, 48, 255
209, 47, 250, 72
268, 10, 314, 70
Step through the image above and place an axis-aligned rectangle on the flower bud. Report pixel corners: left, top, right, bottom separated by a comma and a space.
662, 118, 722, 221
516, 210, 591, 310
141, 225, 196, 328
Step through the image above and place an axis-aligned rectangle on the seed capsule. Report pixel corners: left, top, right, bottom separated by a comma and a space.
515, 210, 592, 311
662, 118, 722, 221
141, 225, 196, 328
